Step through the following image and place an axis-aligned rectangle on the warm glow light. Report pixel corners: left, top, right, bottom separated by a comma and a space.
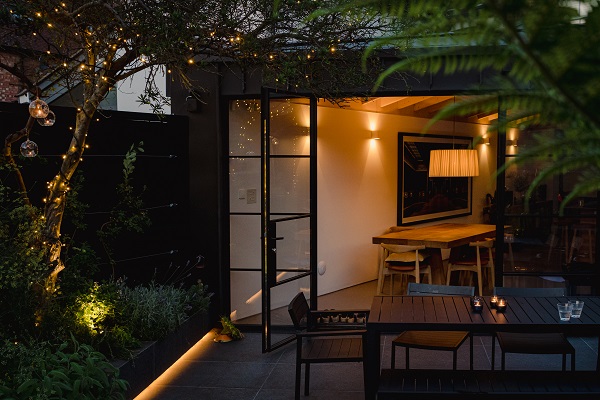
29, 98, 49, 118
429, 149, 479, 177
133, 329, 218, 399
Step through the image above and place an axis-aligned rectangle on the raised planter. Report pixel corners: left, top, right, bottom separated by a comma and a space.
113, 311, 211, 399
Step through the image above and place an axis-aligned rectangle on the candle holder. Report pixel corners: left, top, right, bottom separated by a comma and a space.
490, 295, 498, 309
496, 298, 507, 312
471, 296, 483, 312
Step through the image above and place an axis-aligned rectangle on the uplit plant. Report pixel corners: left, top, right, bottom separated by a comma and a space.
74, 282, 114, 335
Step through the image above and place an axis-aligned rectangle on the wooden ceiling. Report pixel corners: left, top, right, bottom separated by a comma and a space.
319, 96, 498, 125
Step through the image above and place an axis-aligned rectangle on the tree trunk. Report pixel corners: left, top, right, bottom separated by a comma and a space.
43, 84, 109, 294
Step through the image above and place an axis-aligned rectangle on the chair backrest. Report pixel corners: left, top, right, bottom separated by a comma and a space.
407, 282, 474, 296
380, 244, 426, 253
288, 292, 309, 330
493, 286, 566, 297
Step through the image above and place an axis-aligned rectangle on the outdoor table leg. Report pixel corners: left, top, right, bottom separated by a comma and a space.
365, 327, 380, 400
597, 336, 600, 372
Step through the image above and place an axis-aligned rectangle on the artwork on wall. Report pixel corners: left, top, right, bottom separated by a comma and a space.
398, 133, 473, 225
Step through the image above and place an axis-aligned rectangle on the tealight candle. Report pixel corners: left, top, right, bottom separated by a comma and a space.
496, 298, 507, 312
471, 297, 483, 312
490, 295, 498, 308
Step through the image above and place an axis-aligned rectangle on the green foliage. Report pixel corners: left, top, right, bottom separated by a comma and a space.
0, 174, 48, 291
218, 316, 244, 340
0, 336, 127, 400
334, 0, 600, 209
118, 280, 212, 341
97, 142, 151, 268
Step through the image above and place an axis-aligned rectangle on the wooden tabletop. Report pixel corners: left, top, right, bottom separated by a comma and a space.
372, 223, 496, 249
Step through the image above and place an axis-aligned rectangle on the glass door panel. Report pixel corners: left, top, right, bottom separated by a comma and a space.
262, 89, 316, 352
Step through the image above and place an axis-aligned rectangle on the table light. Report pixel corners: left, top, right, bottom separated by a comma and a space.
471, 296, 483, 312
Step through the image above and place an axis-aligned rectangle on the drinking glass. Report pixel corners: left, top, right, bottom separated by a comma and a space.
557, 302, 573, 321
569, 300, 584, 318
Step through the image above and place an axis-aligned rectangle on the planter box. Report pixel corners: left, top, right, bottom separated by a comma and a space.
113, 311, 211, 399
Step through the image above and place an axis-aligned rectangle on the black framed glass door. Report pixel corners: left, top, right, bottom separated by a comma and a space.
260, 88, 317, 352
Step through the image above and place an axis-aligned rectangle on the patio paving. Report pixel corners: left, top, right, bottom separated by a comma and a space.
134, 327, 599, 400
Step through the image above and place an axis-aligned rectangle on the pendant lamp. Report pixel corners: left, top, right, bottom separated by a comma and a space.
428, 97, 479, 177
428, 149, 479, 177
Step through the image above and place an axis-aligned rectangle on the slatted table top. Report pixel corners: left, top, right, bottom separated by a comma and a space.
368, 295, 600, 335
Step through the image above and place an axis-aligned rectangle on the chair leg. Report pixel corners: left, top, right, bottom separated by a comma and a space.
501, 352, 506, 370
562, 354, 566, 372
476, 267, 483, 296
295, 362, 301, 400
406, 347, 410, 369
391, 344, 396, 369
304, 363, 310, 395
452, 350, 457, 370
572, 352, 576, 371
491, 335, 495, 370
469, 334, 473, 370
296, 339, 302, 400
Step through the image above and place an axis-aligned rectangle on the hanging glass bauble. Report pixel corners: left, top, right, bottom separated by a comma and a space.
37, 110, 56, 126
29, 98, 49, 119
20, 139, 38, 157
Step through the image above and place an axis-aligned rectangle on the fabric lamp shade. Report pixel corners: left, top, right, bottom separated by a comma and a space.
428, 149, 479, 177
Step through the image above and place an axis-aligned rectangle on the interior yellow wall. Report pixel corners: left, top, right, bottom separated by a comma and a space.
316, 105, 497, 296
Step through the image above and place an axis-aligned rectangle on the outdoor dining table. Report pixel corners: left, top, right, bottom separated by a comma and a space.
372, 223, 497, 285
364, 294, 600, 400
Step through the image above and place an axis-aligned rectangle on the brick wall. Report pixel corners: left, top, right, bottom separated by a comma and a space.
0, 53, 27, 103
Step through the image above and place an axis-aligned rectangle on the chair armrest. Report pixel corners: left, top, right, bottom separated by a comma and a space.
297, 329, 367, 338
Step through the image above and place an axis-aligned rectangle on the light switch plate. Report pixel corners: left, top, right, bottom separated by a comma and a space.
247, 188, 257, 204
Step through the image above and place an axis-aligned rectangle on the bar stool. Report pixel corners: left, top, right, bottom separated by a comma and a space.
569, 218, 595, 264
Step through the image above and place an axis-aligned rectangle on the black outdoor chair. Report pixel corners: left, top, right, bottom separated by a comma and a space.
391, 282, 475, 370
492, 286, 576, 371
288, 292, 369, 400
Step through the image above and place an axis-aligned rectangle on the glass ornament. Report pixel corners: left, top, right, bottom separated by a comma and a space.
37, 110, 56, 126
20, 139, 39, 157
29, 98, 50, 119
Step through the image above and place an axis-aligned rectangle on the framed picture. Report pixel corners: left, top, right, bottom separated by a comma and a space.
398, 133, 473, 225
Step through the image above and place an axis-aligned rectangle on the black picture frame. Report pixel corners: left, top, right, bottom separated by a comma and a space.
398, 133, 473, 225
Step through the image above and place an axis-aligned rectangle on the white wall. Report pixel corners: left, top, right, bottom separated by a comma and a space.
316, 106, 497, 296
116, 69, 171, 114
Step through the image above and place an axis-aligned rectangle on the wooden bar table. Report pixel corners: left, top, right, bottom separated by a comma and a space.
372, 223, 496, 285
364, 294, 600, 400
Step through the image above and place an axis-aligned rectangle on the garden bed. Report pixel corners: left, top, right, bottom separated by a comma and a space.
112, 310, 211, 399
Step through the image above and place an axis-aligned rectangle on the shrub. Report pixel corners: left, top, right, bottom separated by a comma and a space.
0, 335, 127, 400
118, 280, 212, 341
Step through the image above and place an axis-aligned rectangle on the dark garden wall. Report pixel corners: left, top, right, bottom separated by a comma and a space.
0, 102, 194, 286
170, 68, 224, 314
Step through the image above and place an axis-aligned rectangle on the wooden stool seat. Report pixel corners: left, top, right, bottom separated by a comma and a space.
496, 332, 575, 371
393, 330, 469, 350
